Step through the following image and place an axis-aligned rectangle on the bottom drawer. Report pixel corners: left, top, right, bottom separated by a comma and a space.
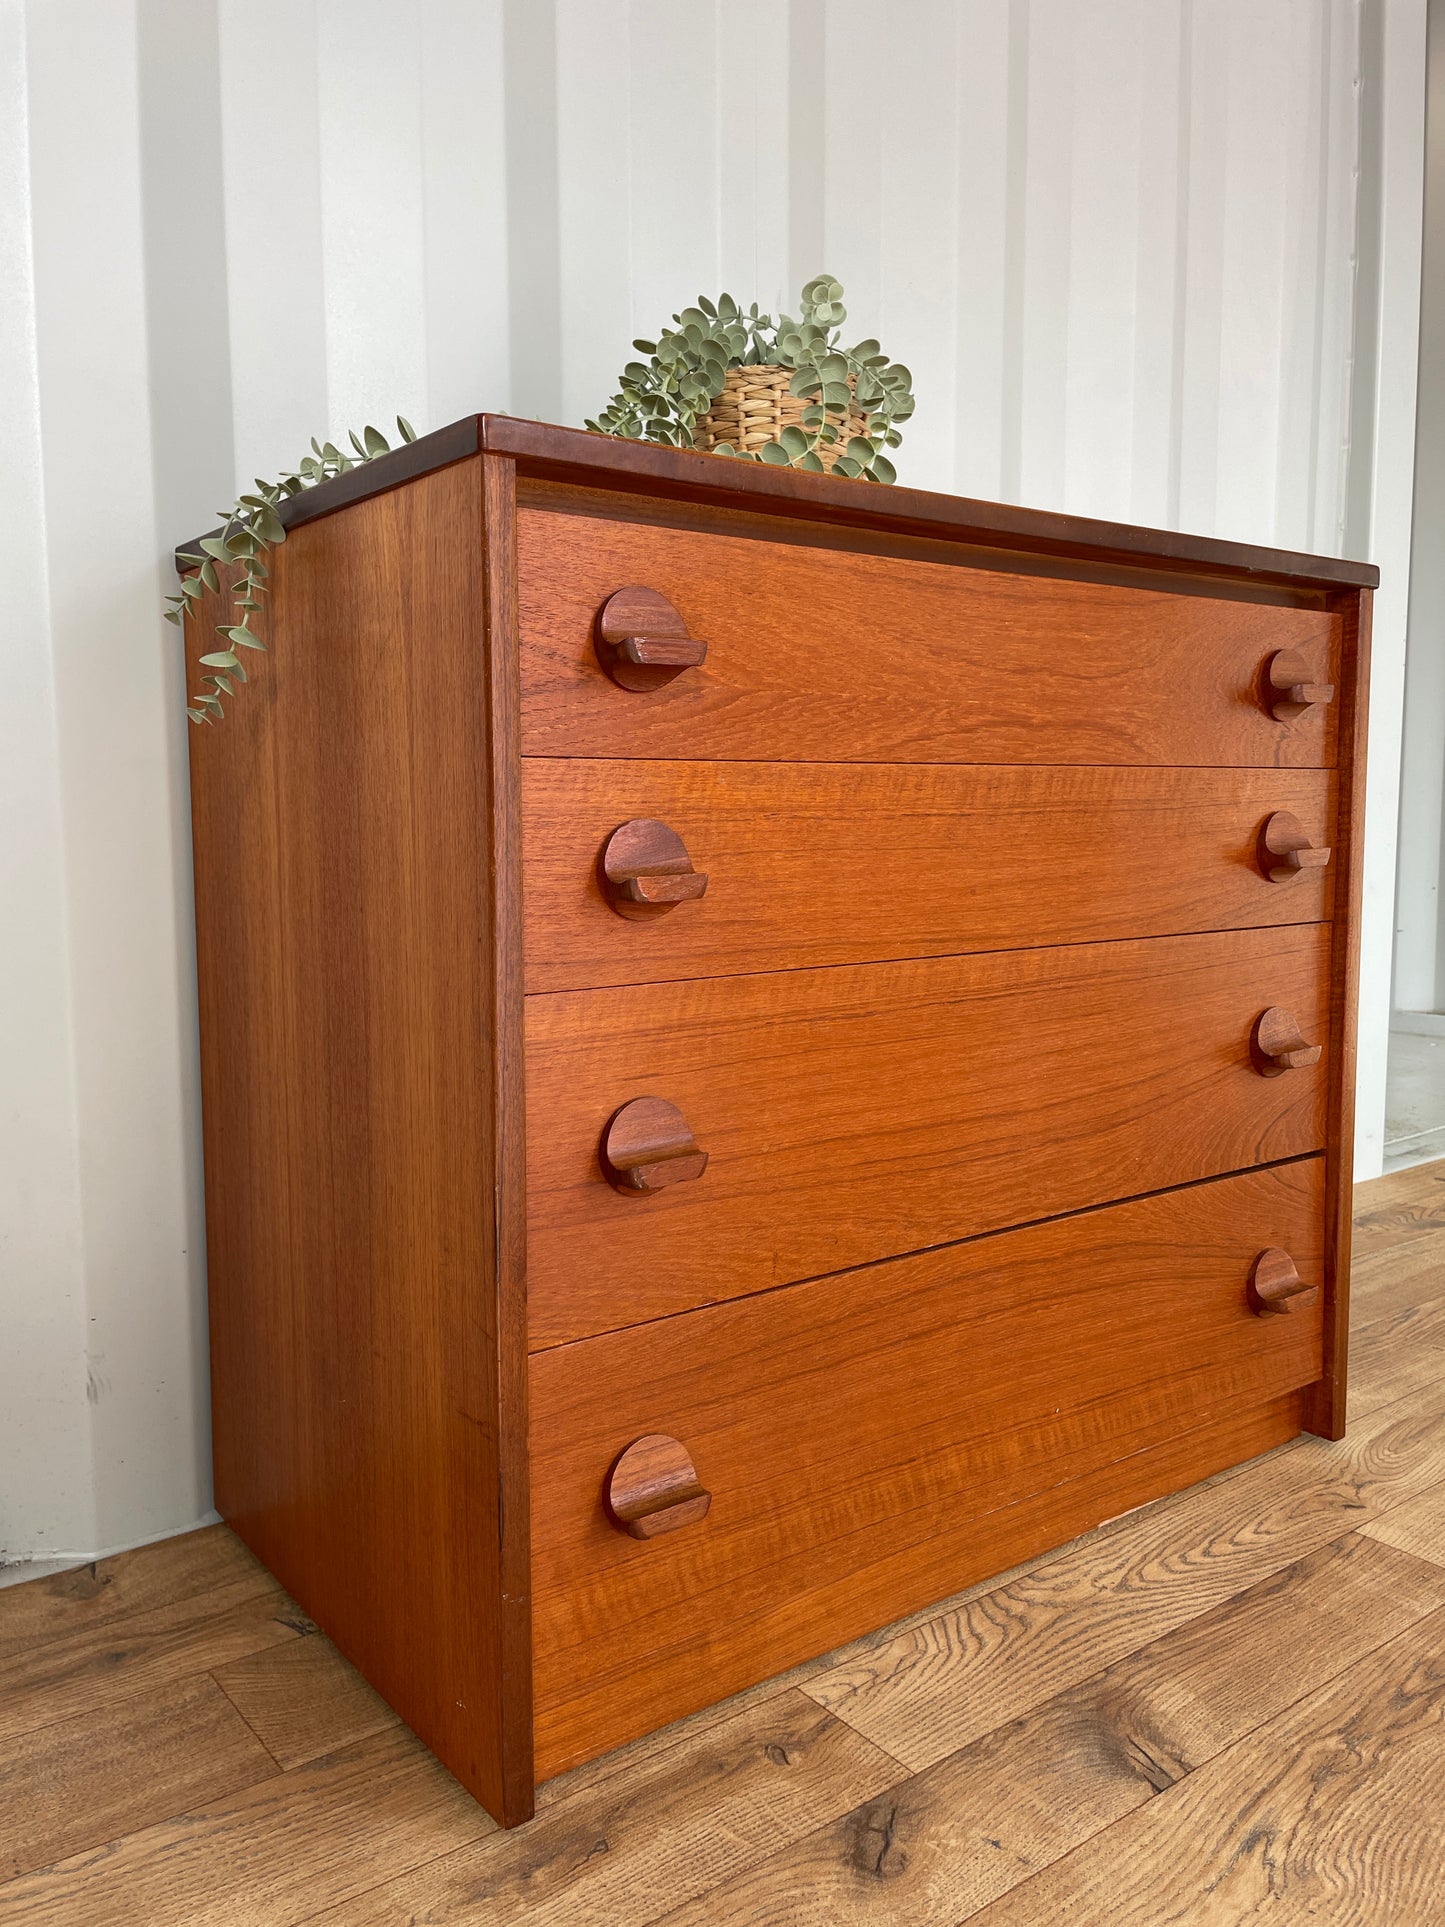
529, 1158, 1326, 1781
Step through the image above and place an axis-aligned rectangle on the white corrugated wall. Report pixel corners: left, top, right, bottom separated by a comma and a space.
0, 0, 1422, 1564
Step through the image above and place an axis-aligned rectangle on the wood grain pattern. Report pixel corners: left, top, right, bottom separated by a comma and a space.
0, 1187, 1429, 1919
179, 418, 1371, 1824
0, 1525, 276, 1666
1347, 1319, 1445, 1430
517, 509, 1343, 767
661, 1534, 1445, 1927
0, 1727, 491, 1927
212, 1634, 400, 1769
529, 1163, 1324, 1781
1311, 587, 1371, 1440
315, 1691, 901, 1927
0, 1580, 307, 1747
967, 1602, 1445, 1925
1258, 806, 1332, 882
526, 923, 1330, 1344
179, 413, 1380, 593
0, 1674, 278, 1882
600, 816, 709, 918
533, 1394, 1306, 1786
606, 1434, 713, 1539
522, 760, 1337, 992
799, 1376, 1445, 1774
1352, 1160, 1445, 1260
1362, 1482, 1445, 1568
186, 451, 533, 1826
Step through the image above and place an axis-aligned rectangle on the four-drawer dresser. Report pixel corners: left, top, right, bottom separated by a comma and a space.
184, 415, 1375, 1827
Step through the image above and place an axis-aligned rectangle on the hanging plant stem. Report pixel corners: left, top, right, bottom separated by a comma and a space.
166, 415, 417, 724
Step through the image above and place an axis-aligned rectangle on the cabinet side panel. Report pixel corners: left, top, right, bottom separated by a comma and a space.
1309, 586, 1371, 1440
186, 454, 529, 1819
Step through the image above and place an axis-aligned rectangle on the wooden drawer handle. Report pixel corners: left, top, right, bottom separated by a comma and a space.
1266, 649, 1335, 724
1258, 811, 1332, 884
602, 819, 709, 919
1251, 1006, 1322, 1077
607, 1434, 711, 1538
1249, 1247, 1319, 1315
597, 587, 708, 691
602, 1096, 709, 1193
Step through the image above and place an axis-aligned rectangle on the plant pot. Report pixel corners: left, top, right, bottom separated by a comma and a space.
693, 365, 866, 472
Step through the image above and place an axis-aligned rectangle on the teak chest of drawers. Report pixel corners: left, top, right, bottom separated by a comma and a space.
184, 416, 1374, 1827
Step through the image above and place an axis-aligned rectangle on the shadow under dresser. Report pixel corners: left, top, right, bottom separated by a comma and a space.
183, 415, 1375, 1826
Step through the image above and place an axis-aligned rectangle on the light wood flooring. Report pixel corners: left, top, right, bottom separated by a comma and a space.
3, 1162, 1445, 1924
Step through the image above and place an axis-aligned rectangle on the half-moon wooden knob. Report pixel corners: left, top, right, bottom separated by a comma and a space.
1251, 1006, 1323, 1077
602, 819, 709, 919
601, 1096, 709, 1193
607, 1434, 711, 1538
1249, 1247, 1319, 1315
1266, 649, 1335, 723
596, 587, 708, 691
1258, 811, 1332, 884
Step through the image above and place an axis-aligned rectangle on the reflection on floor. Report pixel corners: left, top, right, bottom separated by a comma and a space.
1386, 1028, 1445, 1174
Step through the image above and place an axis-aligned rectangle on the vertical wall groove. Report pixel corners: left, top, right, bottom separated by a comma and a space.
999, 0, 1030, 503
2, 0, 1393, 1565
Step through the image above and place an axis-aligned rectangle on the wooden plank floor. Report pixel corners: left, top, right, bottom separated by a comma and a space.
3, 1163, 1444, 1924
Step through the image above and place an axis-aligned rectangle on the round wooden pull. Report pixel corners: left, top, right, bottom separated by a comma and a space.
596, 587, 708, 691
601, 1096, 708, 1194
1265, 649, 1335, 724
602, 819, 708, 919
1258, 811, 1332, 884
1249, 1247, 1319, 1315
607, 1433, 711, 1538
1250, 1006, 1322, 1077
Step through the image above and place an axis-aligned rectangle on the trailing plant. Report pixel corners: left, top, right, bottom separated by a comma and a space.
166, 416, 417, 724
586, 275, 914, 481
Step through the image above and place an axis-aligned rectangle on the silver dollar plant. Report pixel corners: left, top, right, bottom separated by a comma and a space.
587, 275, 914, 481
167, 416, 417, 724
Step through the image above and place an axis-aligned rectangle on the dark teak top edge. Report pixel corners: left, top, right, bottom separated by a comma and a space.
176, 412, 1379, 592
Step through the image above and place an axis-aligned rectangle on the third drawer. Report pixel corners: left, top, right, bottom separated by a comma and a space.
525, 921, 1331, 1345
522, 759, 1337, 991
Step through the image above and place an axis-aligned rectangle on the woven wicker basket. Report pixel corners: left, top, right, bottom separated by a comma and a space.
693, 364, 867, 472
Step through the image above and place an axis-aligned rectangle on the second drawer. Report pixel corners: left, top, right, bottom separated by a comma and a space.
525, 921, 1331, 1344
522, 759, 1337, 990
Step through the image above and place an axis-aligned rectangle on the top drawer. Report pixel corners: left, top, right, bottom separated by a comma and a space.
518, 509, 1342, 767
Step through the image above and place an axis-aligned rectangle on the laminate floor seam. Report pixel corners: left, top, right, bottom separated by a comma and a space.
938, 1597, 1445, 1927
0, 1567, 283, 1669
208, 1668, 290, 1774
1, 1166, 1440, 1925
651, 1523, 1439, 1927
0, 1608, 302, 1750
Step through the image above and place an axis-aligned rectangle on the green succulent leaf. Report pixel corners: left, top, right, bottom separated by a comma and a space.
589, 275, 910, 508
174, 412, 427, 723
